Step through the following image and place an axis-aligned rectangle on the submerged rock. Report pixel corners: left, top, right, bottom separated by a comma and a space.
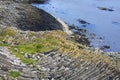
97, 7, 114, 12
78, 19, 89, 24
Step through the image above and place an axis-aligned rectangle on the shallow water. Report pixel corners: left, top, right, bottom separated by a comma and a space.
32, 0, 120, 52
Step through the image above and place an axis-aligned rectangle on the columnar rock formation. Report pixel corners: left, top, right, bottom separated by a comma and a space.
0, 47, 120, 80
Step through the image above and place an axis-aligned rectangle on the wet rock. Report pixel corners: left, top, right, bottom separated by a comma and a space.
98, 7, 107, 10
82, 25, 86, 27
78, 19, 89, 24
99, 37, 103, 40
103, 45, 110, 49
108, 8, 114, 11
100, 45, 110, 50
73, 30, 81, 35
97, 7, 114, 12
78, 28, 87, 33
70, 34, 90, 46
69, 24, 79, 30
78, 36, 90, 45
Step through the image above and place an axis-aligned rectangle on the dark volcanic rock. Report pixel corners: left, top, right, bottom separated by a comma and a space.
0, 1, 63, 31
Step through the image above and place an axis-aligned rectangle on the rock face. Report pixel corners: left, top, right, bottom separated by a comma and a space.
0, 1, 63, 31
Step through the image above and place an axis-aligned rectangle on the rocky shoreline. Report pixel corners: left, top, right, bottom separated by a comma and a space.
0, 0, 120, 80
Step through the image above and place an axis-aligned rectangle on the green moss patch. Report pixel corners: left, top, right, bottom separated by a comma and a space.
9, 71, 20, 78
